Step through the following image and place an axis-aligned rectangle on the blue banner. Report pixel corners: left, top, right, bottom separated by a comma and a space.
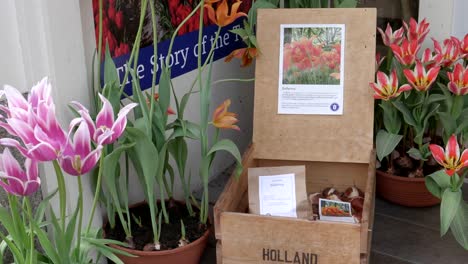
108, 19, 245, 96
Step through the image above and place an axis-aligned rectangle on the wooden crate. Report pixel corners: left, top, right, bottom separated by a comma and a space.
214, 8, 377, 264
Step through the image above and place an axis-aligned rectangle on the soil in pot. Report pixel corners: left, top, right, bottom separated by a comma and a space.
104, 200, 208, 251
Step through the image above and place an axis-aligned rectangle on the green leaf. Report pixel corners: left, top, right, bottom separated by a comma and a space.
102, 82, 122, 116
379, 101, 401, 134
425, 170, 451, 198
375, 130, 402, 161
247, 0, 278, 28
207, 139, 243, 178
64, 199, 80, 252
0, 231, 24, 264
125, 127, 161, 238
158, 66, 171, 123
103, 143, 136, 236
229, 28, 248, 39
407, 147, 424, 161
427, 93, 446, 105
451, 95, 464, 119
35, 188, 58, 222
440, 189, 461, 236
35, 222, 61, 263
104, 43, 119, 84
438, 112, 457, 139
392, 100, 417, 127
335, 0, 358, 7
129, 69, 150, 134
449, 201, 468, 249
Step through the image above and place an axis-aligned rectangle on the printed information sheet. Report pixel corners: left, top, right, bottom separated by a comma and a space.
278, 24, 345, 115
259, 173, 297, 218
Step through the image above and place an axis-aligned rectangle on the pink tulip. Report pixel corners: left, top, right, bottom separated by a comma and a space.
377, 23, 404, 47
0, 148, 40, 196
71, 93, 137, 145
370, 70, 412, 100
59, 121, 103, 176
403, 62, 440, 92
28, 77, 53, 110
430, 134, 468, 176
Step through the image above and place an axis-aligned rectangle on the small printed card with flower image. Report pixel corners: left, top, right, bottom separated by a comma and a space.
278, 24, 345, 115
319, 198, 355, 223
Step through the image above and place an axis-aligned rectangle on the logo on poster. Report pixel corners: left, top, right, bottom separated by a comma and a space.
330, 103, 339, 112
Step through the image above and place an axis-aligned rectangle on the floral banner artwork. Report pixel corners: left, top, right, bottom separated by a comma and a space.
92, 0, 252, 94
278, 24, 345, 115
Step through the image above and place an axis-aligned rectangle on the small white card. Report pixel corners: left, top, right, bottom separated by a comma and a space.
259, 173, 297, 218
319, 198, 355, 223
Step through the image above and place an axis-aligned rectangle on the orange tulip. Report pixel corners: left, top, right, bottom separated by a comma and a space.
205, 0, 247, 27
225, 47, 258, 67
212, 99, 240, 131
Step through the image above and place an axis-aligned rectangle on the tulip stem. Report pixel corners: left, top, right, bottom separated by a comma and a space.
76, 176, 83, 256
52, 160, 67, 230
25, 198, 34, 264
212, 78, 255, 86
86, 153, 105, 233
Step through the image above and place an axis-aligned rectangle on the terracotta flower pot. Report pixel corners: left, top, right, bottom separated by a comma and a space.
108, 229, 210, 264
105, 201, 210, 264
376, 170, 440, 207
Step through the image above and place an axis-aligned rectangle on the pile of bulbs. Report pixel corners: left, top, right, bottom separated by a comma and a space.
308, 186, 365, 223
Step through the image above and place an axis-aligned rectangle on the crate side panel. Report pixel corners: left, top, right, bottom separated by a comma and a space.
360, 151, 376, 254
214, 145, 257, 239
221, 213, 361, 264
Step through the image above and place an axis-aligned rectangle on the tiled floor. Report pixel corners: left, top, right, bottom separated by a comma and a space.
200, 167, 468, 263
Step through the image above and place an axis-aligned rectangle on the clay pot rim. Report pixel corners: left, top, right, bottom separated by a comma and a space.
376, 169, 427, 182
104, 199, 210, 256
108, 228, 210, 256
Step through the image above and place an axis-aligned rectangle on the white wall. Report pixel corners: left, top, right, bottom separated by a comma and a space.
452, 0, 468, 39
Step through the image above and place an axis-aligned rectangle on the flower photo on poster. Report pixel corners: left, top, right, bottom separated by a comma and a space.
278, 24, 345, 115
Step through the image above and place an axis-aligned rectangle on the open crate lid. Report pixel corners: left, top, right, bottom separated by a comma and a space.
253, 8, 376, 164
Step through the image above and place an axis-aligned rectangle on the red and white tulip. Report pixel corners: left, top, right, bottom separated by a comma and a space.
403, 62, 440, 92
429, 134, 468, 176
447, 63, 468, 95
370, 70, 412, 100
433, 38, 461, 68
391, 39, 421, 66
403, 18, 430, 44
377, 23, 404, 47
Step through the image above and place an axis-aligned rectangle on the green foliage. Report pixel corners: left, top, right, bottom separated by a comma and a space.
376, 130, 403, 162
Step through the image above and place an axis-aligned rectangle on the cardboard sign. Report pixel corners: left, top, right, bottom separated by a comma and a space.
248, 166, 311, 219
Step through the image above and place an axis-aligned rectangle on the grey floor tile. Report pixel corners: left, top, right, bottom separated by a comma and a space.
374, 198, 440, 230
375, 184, 468, 231
372, 214, 468, 264
371, 250, 418, 264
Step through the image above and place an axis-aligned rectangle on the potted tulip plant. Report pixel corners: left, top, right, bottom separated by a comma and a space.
425, 134, 468, 250
0, 77, 135, 263
89, 0, 248, 263
372, 17, 468, 207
